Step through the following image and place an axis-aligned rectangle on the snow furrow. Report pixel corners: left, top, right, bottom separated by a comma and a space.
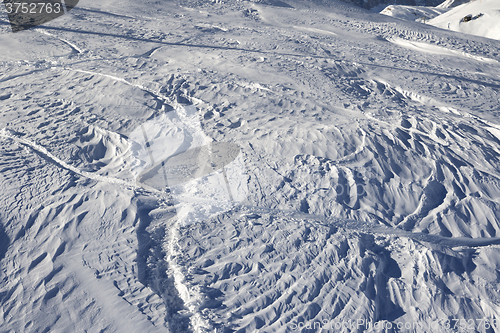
36, 29, 84, 54
0, 128, 161, 194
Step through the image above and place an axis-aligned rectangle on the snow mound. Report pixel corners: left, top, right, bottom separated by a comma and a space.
429, 0, 500, 40
72, 124, 140, 181
76, 125, 130, 169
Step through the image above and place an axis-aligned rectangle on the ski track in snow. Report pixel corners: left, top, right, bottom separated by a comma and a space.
0, 127, 212, 332
0, 128, 143, 191
35, 29, 84, 54
234, 204, 500, 249
387, 37, 498, 64
2, 0, 500, 332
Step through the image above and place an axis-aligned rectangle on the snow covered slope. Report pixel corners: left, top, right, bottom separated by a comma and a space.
429, 0, 500, 40
379, 5, 446, 22
379, 0, 500, 42
340, 0, 443, 10
1, 0, 500, 332
437, 0, 473, 9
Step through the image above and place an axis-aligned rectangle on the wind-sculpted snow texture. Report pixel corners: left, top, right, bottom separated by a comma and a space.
1, 0, 500, 332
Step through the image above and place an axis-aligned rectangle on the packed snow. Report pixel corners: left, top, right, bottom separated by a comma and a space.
1, 0, 500, 332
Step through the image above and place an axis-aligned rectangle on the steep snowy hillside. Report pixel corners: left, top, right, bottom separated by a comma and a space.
429, 0, 500, 40
1, 0, 500, 332
437, 0, 472, 9
379, 0, 499, 41
379, 5, 446, 22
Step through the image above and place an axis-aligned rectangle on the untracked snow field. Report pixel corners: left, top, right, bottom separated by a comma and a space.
1, 0, 500, 332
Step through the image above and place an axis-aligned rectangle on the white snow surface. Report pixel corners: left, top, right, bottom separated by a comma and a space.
436, 0, 471, 8
429, 0, 500, 40
379, 0, 500, 41
379, 5, 446, 23
1, 0, 500, 332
